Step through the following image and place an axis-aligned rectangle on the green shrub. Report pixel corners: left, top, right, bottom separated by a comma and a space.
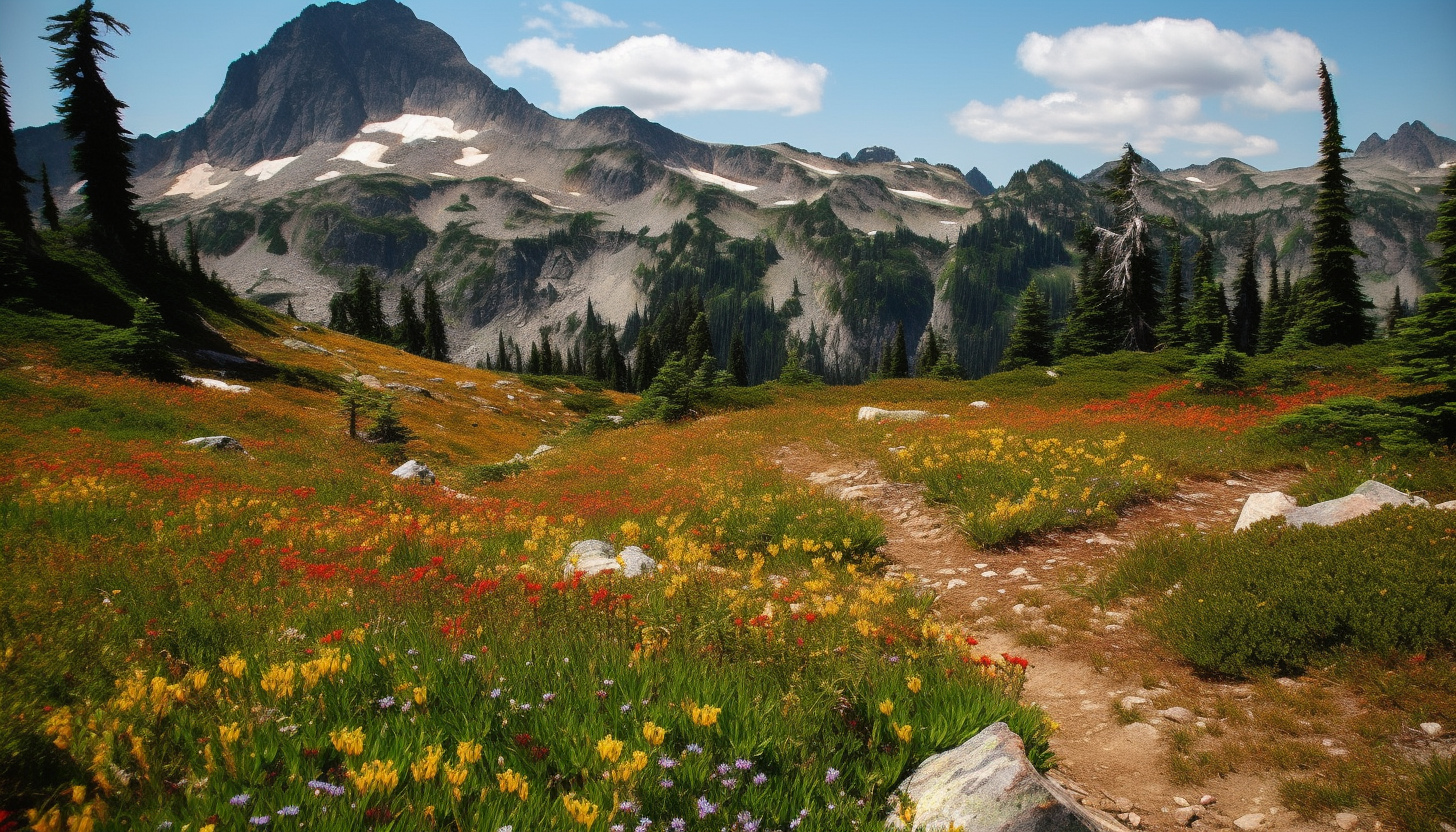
700, 385, 775, 411
1139, 508, 1456, 676
463, 459, 530, 483
561, 391, 616, 415
1255, 396, 1432, 455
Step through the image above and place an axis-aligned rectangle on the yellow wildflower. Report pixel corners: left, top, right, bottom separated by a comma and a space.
879, 699, 894, 717
260, 662, 296, 699
330, 726, 365, 757
353, 759, 399, 795
562, 793, 600, 826
218, 654, 246, 679
690, 704, 721, 727
443, 761, 468, 788
906, 675, 922, 694
456, 740, 483, 764
411, 745, 443, 782
218, 722, 242, 745
413, 686, 428, 706
596, 734, 624, 763
497, 769, 529, 801
895, 722, 913, 743
641, 721, 666, 746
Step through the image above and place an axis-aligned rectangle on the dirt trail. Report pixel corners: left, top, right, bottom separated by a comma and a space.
774, 440, 1326, 832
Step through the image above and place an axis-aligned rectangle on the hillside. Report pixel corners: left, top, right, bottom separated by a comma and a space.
14, 0, 1450, 384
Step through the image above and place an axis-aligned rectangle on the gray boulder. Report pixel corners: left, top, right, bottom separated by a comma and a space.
282, 338, 330, 354
563, 540, 657, 579
384, 382, 431, 397
1234, 491, 1298, 531
390, 460, 435, 484
1352, 479, 1429, 508
183, 436, 245, 452
859, 406, 931, 423
886, 722, 1110, 832
1285, 494, 1382, 529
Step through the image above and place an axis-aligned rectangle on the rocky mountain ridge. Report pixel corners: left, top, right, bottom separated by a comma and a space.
13, 0, 1451, 380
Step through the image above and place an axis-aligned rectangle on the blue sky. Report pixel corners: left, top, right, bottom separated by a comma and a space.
2, 0, 1452, 184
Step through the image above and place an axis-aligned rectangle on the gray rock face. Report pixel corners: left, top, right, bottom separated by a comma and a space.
965, 167, 996, 196
1285, 494, 1383, 529
854, 146, 900, 164
1234, 491, 1298, 531
283, 338, 330, 354
1352, 479, 1430, 508
858, 406, 931, 422
391, 459, 435, 484
384, 382, 431, 397
886, 722, 1107, 832
183, 436, 245, 452
1353, 121, 1456, 171
562, 540, 657, 579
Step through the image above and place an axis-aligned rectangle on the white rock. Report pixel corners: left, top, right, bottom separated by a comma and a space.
183, 436, 245, 452
1334, 813, 1359, 830
1420, 722, 1442, 737
1234, 491, 1298, 531
1174, 806, 1200, 826
1284, 493, 1383, 529
390, 460, 435, 484
530, 444, 554, 457
456, 381, 477, 390
1009, 567, 1028, 576
981, 570, 998, 578
970, 400, 991, 408
562, 540, 657, 580
1200, 795, 1216, 806
1126, 812, 1141, 828
1120, 696, 1149, 710
946, 579, 967, 590
1173, 797, 1190, 808
858, 406, 931, 422
1159, 707, 1197, 724
353, 374, 383, 390
884, 722, 1106, 831
180, 375, 251, 394
1352, 479, 1429, 508
282, 338, 330, 354
1123, 722, 1159, 742
1234, 814, 1266, 831
1436, 500, 1456, 511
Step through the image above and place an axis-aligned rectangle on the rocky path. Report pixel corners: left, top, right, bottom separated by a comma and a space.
774, 441, 1335, 832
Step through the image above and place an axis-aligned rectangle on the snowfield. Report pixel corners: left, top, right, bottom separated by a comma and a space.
888, 188, 952, 205
165, 164, 231, 198
244, 157, 299, 182
332, 142, 394, 168
792, 159, 839, 176
453, 147, 490, 167
1185, 176, 1205, 183
315, 171, 343, 181
672, 167, 758, 192
362, 114, 479, 143
774, 200, 800, 206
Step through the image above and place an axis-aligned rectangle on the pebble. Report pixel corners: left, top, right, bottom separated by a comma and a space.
1333, 813, 1359, 830
1200, 796, 1216, 806
1126, 813, 1142, 828
1009, 567, 1028, 576
981, 570, 998, 577
1234, 814, 1266, 831
1174, 797, 1190, 807
1420, 722, 1442, 737
1123, 722, 1159, 741
1160, 707, 1197, 724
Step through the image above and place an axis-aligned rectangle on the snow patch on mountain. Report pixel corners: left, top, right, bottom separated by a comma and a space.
166, 164, 232, 198
888, 188, 952, 205
244, 157, 299, 182
1185, 176, 1205, 183
453, 147, 490, 167
315, 171, 343, 181
672, 167, 758, 192
774, 200, 800, 205
332, 142, 394, 168
792, 159, 839, 176
362, 114, 479, 144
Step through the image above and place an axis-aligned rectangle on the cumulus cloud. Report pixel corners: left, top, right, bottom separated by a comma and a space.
489, 35, 827, 118
525, 2, 625, 35
953, 18, 1325, 156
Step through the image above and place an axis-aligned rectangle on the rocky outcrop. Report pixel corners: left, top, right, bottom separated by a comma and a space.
562, 540, 657, 579
391, 459, 435, 484
183, 436, 246, 452
853, 146, 900, 164
964, 167, 996, 196
1353, 121, 1456, 171
1235, 480, 1432, 531
858, 407, 932, 422
886, 722, 1113, 832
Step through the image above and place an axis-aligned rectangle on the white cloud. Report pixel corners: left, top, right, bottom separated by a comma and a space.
953, 18, 1325, 157
525, 2, 625, 35
489, 35, 827, 118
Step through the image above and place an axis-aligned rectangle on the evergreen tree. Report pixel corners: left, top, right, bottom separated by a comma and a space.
528, 342, 541, 374
338, 376, 376, 440
1290, 60, 1374, 345
285, 299, 296, 319
1384, 285, 1406, 337
917, 328, 942, 376
0, 58, 34, 242
777, 343, 822, 386
365, 393, 414, 444
421, 276, 448, 361
1257, 253, 1286, 353
394, 285, 426, 355
1000, 281, 1054, 370
184, 219, 204, 282
496, 332, 509, 372
1392, 167, 1456, 437
45, 1, 140, 242
606, 333, 628, 391
537, 330, 555, 375
1155, 236, 1187, 348
633, 331, 658, 391
1097, 143, 1161, 350
1185, 234, 1228, 353
888, 321, 910, 377
1230, 226, 1263, 355
685, 311, 713, 375
1056, 226, 1122, 357
112, 296, 181, 380
729, 329, 749, 386
926, 347, 963, 381
40, 164, 61, 231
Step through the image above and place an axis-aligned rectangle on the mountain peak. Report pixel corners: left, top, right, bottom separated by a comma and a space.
1352, 120, 1456, 171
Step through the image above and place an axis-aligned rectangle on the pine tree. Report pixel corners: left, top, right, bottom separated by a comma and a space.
528, 342, 541, 374
1290, 60, 1374, 345
917, 328, 942, 376
45, 1, 140, 242
40, 164, 61, 231
114, 296, 180, 380
184, 219, 204, 282
1257, 252, 1286, 353
1155, 236, 1187, 348
1056, 226, 1122, 357
685, 312, 713, 375
285, 299, 296, 318
1391, 167, 1456, 437
1185, 234, 1229, 353
394, 285, 426, 355
496, 332, 509, 372
421, 277, 448, 361
1230, 226, 1263, 355
338, 376, 377, 440
1096, 144, 1160, 350
888, 321, 910, 377
606, 333, 628, 391
1384, 285, 1405, 337
365, 393, 414, 445
0, 58, 35, 242
1000, 281, 1053, 370
729, 329, 748, 386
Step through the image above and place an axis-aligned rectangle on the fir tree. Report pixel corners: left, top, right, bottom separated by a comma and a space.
1384, 285, 1406, 337
394, 285, 426, 355
338, 376, 376, 440
285, 299, 296, 319
528, 342, 541, 374
685, 311, 713, 375
0, 58, 34, 242
40, 164, 61, 231
1257, 252, 1286, 353
1096, 144, 1160, 350
606, 333, 628, 391
1185, 234, 1228, 353
1290, 60, 1374, 345
729, 329, 748, 386
184, 219, 204, 282
113, 296, 180, 380
1230, 226, 1263, 355
1000, 281, 1053, 370
538, 330, 555, 376
1392, 167, 1456, 437
365, 393, 414, 444
917, 328, 942, 376
888, 321, 910, 377
496, 332, 509, 372
421, 277, 448, 361
45, 1, 140, 242
1056, 226, 1121, 357
1156, 236, 1188, 348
